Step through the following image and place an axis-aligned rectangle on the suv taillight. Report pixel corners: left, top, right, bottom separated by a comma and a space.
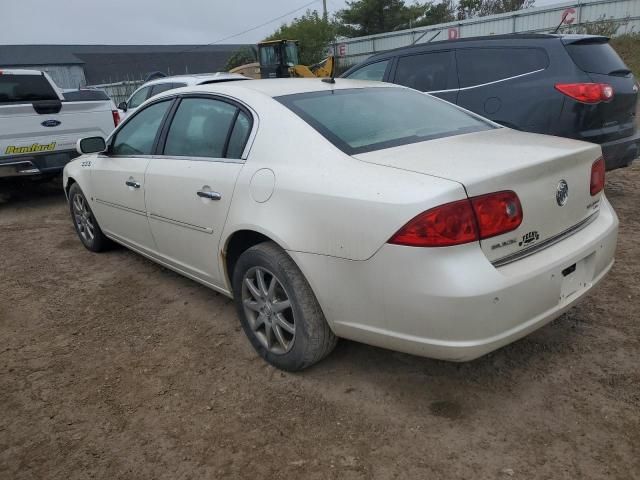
388, 191, 522, 247
112, 110, 121, 127
590, 157, 605, 196
555, 83, 614, 104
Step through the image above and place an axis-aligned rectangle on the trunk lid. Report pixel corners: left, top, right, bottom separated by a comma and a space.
354, 128, 603, 263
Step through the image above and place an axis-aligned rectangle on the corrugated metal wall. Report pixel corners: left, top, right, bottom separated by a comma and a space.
335, 0, 640, 69
2, 65, 88, 89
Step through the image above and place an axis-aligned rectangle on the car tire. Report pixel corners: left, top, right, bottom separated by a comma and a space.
68, 183, 112, 252
232, 241, 337, 371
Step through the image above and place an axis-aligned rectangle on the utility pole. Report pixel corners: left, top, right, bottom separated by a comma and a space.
323, 0, 328, 22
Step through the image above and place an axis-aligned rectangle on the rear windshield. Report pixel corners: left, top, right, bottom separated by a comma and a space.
276, 87, 494, 154
565, 41, 629, 75
0, 74, 59, 104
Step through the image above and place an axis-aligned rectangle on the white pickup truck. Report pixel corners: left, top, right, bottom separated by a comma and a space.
0, 69, 119, 179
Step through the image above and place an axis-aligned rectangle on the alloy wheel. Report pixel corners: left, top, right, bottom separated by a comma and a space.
241, 266, 295, 355
72, 194, 95, 244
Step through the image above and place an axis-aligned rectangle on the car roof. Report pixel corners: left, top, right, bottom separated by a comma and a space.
143, 72, 248, 86
163, 78, 396, 99
359, 33, 606, 59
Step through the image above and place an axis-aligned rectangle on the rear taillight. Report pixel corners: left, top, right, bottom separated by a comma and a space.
388, 199, 478, 247
470, 191, 523, 240
112, 110, 121, 127
590, 157, 605, 196
388, 191, 522, 248
555, 83, 614, 104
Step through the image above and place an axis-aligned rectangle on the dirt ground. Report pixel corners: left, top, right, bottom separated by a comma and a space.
0, 164, 639, 480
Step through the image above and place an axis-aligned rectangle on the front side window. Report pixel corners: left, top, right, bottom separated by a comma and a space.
277, 87, 494, 155
457, 48, 549, 88
127, 86, 151, 109
111, 100, 171, 156
345, 60, 389, 81
163, 98, 242, 158
394, 51, 455, 92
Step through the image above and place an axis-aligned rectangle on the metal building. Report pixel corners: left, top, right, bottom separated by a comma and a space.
0, 44, 246, 90
334, 0, 640, 69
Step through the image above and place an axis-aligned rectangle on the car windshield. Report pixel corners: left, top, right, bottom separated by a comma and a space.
276, 87, 495, 155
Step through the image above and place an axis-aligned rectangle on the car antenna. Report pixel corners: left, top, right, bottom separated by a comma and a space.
552, 11, 569, 33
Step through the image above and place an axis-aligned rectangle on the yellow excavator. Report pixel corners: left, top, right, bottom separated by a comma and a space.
230, 40, 335, 79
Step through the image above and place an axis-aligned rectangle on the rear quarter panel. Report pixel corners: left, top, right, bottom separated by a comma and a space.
220, 94, 466, 262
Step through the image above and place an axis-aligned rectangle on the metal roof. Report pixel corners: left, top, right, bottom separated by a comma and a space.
0, 44, 248, 84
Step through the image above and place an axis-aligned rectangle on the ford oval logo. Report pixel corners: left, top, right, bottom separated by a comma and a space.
556, 180, 569, 206
41, 119, 61, 127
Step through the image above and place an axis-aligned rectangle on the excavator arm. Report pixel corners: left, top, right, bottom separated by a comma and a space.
290, 56, 334, 78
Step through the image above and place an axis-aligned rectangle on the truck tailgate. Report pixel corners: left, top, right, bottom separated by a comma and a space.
0, 101, 115, 158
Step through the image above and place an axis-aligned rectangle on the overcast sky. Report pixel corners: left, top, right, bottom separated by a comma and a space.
2, 0, 561, 45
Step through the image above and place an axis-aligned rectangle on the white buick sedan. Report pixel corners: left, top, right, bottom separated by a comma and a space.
63, 79, 618, 371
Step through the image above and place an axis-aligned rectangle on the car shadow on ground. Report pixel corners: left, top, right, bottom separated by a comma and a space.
0, 176, 65, 208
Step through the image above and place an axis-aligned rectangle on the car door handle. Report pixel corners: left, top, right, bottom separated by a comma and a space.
197, 190, 222, 200
125, 180, 141, 189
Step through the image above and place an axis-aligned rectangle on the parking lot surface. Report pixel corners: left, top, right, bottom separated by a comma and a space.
1, 165, 639, 479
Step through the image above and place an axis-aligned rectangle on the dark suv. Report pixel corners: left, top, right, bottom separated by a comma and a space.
342, 34, 639, 170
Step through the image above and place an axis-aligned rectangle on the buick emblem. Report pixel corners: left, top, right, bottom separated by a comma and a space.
556, 180, 569, 206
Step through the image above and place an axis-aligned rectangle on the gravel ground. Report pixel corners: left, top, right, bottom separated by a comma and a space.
0, 164, 639, 479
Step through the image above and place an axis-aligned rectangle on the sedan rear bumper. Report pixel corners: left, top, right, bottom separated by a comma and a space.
290, 196, 618, 361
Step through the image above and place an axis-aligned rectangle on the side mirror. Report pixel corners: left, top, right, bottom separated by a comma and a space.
118, 101, 128, 112
77, 136, 107, 155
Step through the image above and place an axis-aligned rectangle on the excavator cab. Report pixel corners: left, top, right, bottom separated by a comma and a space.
258, 40, 300, 79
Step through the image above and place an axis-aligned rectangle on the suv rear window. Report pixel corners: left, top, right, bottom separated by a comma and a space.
276, 87, 494, 155
564, 41, 629, 75
457, 48, 549, 88
0, 74, 59, 104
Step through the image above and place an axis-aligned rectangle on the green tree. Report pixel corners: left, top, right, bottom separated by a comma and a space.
414, 0, 456, 27
336, 0, 426, 36
456, 0, 534, 20
224, 46, 258, 71
336, 0, 458, 36
264, 10, 337, 66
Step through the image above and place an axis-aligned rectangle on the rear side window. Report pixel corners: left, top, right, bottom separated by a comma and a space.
457, 48, 549, 88
394, 51, 455, 92
163, 98, 240, 159
346, 60, 389, 81
277, 87, 494, 155
226, 111, 252, 159
565, 42, 629, 75
0, 74, 59, 104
